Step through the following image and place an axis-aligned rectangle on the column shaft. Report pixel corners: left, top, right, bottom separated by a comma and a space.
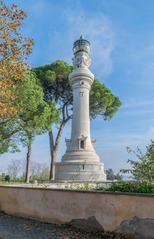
71, 85, 90, 143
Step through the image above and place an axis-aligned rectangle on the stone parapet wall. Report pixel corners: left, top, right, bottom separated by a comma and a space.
0, 185, 153, 231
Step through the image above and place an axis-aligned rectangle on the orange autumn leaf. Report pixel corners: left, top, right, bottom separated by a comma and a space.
0, 0, 33, 117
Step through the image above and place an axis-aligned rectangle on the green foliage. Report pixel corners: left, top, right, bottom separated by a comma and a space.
0, 72, 59, 153
107, 181, 154, 193
4, 175, 10, 182
33, 60, 73, 104
10, 177, 25, 183
0, 117, 21, 153
106, 168, 123, 181
121, 141, 154, 182
34, 60, 121, 121
16, 72, 59, 142
90, 79, 121, 120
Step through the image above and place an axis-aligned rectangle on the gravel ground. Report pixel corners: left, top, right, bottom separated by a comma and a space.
0, 213, 127, 239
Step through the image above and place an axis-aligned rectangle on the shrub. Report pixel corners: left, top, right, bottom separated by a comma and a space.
106, 181, 154, 193
4, 175, 10, 182
121, 141, 154, 182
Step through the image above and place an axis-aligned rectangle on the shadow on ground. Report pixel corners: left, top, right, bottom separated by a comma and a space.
0, 212, 128, 239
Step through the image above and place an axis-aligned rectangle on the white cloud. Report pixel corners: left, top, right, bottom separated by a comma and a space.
24, 1, 115, 77
146, 127, 154, 140
66, 12, 115, 78
46, 7, 115, 78
97, 126, 154, 151
126, 41, 154, 87
118, 99, 154, 117
121, 100, 154, 109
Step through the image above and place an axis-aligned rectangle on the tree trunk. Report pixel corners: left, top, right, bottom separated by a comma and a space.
25, 137, 32, 183
49, 130, 55, 180
49, 122, 66, 180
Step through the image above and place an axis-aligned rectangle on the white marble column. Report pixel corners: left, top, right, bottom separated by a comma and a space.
70, 70, 93, 151
55, 36, 106, 181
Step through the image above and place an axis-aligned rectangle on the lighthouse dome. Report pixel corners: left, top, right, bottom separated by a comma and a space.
73, 35, 90, 54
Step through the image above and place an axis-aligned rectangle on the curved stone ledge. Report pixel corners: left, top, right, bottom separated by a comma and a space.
0, 185, 153, 232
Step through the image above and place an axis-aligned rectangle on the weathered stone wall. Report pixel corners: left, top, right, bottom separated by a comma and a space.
0, 185, 153, 231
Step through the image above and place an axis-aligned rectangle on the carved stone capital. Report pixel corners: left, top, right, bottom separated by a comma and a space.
73, 52, 91, 69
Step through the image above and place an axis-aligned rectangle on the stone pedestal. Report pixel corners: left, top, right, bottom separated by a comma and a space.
55, 36, 106, 182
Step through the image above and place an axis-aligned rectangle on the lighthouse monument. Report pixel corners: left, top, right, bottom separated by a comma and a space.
55, 36, 106, 182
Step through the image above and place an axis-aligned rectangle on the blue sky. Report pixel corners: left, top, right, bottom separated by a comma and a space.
1, 0, 154, 173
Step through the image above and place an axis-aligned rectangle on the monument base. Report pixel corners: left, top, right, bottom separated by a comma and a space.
55, 161, 106, 182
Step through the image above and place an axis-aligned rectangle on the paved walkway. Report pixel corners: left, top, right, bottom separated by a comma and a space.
0, 213, 126, 239
0, 213, 103, 239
